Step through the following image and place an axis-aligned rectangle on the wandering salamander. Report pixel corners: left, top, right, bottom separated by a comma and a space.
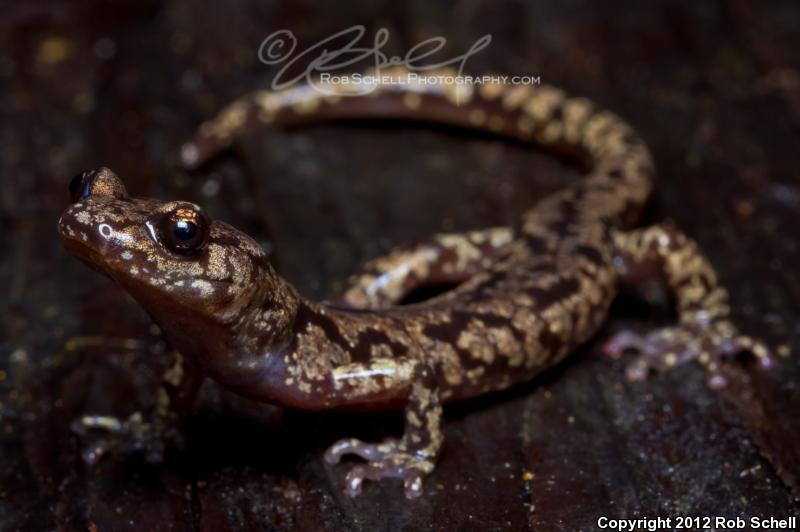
58, 68, 777, 498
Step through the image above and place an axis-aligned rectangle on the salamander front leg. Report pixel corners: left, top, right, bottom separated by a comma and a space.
330, 227, 513, 309
72, 351, 202, 464
324, 361, 443, 498
605, 224, 779, 388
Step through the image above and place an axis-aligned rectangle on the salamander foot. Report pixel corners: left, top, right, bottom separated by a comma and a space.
324, 437, 435, 498
603, 320, 778, 388
71, 412, 183, 465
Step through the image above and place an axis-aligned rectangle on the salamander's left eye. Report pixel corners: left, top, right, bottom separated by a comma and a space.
68, 168, 128, 203
156, 207, 210, 255
69, 172, 93, 202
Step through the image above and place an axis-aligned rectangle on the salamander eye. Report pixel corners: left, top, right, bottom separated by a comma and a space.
69, 172, 93, 202
68, 168, 128, 202
156, 207, 210, 255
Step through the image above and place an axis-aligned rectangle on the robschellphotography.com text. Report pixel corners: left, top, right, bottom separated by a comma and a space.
597, 515, 797, 531
318, 72, 542, 88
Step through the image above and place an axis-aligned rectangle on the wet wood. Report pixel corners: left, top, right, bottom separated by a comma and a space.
1, 1, 798, 530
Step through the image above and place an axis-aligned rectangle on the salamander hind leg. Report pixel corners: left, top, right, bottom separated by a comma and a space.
324, 361, 443, 498
605, 224, 779, 388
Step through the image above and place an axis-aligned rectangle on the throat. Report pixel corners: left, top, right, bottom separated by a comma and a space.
202, 274, 303, 394
233, 272, 302, 357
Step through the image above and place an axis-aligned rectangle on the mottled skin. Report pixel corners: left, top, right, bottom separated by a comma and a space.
59, 68, 777, 498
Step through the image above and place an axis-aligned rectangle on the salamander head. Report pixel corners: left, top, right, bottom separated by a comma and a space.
58, 168, 283, 333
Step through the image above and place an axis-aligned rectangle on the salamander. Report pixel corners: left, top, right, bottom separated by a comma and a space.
58, 67, 777, 498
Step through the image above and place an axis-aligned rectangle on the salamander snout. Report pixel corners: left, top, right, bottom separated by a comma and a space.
69, 167, 128, 203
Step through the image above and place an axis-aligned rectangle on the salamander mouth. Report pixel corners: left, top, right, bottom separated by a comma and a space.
59, 231, 116, 280
57, 203, 128, 282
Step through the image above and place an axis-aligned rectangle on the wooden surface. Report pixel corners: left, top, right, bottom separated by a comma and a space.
1, 1, 799, 530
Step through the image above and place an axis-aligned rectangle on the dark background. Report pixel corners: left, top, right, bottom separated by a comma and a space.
1, 1, 799, 530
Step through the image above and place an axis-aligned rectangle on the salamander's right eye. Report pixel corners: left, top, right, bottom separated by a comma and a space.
155, 206, 210, 256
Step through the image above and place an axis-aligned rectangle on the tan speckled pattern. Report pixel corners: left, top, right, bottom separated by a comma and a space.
59, 70, 778, 499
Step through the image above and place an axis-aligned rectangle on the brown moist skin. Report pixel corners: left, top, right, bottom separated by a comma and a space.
58, 67, 777, 499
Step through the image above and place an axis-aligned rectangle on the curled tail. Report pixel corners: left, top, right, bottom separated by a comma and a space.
181, 67, 654, 227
